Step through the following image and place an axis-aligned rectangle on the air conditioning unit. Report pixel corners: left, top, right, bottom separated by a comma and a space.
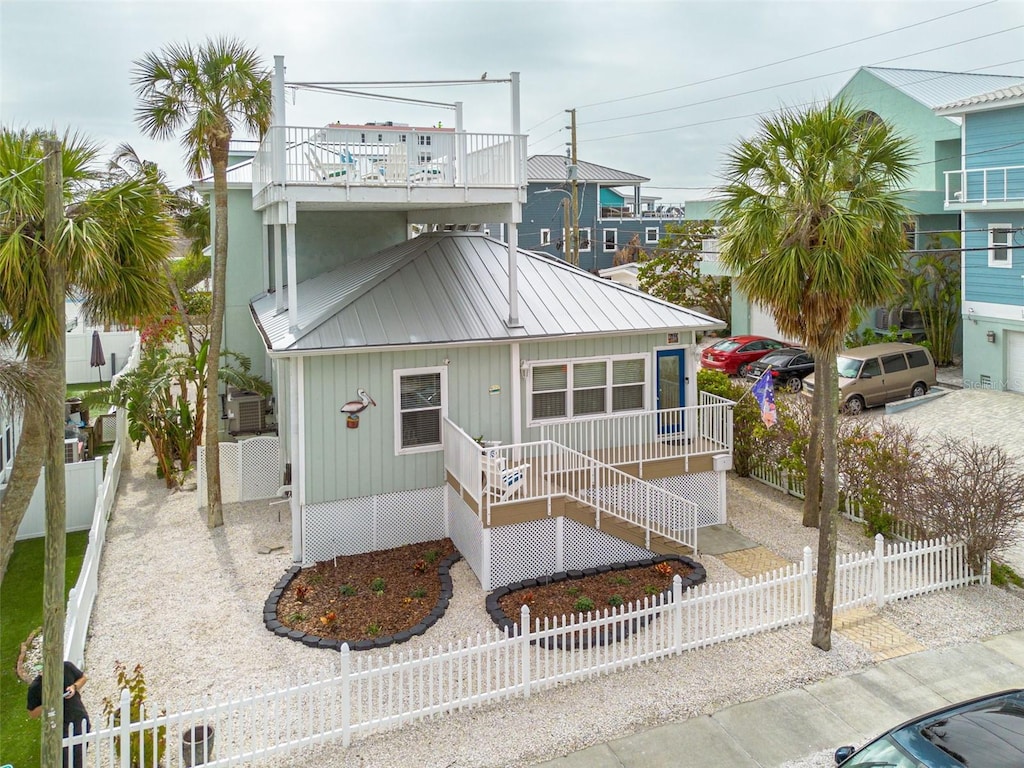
226, 387, 266, 435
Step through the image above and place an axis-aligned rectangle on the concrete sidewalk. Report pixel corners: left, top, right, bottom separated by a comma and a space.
533, 629, 1024, 767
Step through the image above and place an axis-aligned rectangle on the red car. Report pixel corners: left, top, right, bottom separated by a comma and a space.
700, 335, 788, 376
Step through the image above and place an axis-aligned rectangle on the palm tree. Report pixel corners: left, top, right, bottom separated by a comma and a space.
0, 128, 176, 583
133, 36, 272, 528
716, 101, 913, 650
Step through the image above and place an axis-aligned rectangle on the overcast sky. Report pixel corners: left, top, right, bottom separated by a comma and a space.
3, 0, 1023, 204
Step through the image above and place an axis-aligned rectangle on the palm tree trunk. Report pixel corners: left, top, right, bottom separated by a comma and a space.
0, 408, 45, 584
41, 137, 67, 768
204, 140, 230, 528
802, 364, 824, 527
811, 356, 841, 651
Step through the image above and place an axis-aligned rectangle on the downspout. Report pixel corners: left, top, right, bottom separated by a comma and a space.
511, 342, 522, 445
290, 355, 303, 564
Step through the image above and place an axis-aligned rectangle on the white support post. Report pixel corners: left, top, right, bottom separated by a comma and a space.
802, 546, 814, 622
119, 688, 131, 768
340, 643, 351, 747
290, 357, 302, 564
672, 574, 683, 655
272, 56, 287, 186
554, 516, 564, 573
286, 206, 298, 333
507, 222, 519, 327
874, 533, 886, 608
274, 218, 285, 314
481, 527, 491, 590
520, 605, 531, 699
718, 469, 727, 524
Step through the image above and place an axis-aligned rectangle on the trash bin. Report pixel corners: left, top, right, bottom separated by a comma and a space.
182, 724, 215, 767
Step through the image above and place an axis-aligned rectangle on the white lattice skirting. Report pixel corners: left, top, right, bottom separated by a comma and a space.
303, 487, 448, 564
197, 437, 283, 508
653, 471, 726, 527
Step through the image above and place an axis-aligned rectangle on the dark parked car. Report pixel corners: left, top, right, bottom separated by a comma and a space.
745, 347, 814, 392
835, 688, 1024, 767
700, 335, 787, 376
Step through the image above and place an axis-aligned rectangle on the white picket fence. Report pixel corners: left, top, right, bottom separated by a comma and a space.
65, 535, 984, 765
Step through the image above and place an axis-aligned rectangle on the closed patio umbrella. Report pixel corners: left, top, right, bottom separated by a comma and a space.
90, 330, 106, 381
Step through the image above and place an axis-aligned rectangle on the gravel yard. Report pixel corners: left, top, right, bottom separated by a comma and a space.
81, 441, 1024, 767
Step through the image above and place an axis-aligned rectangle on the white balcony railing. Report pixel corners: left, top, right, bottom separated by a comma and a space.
253, 126, 527, 196
944, 165, 1024, 206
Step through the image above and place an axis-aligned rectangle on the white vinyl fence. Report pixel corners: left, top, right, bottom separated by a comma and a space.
66, 535, 984, 765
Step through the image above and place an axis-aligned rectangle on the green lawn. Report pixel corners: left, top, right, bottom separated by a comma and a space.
0, 532, 88, 768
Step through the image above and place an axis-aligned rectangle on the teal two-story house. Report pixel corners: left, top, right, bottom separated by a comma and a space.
195, 57, 732, 590
936, 84, 1024, 392
692, 66, 1024, 344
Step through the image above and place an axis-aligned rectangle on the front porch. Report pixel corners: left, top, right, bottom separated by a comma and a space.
442, 394, 734, 558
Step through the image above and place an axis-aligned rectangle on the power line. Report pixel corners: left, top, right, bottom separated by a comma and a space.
574, 0, 1000, 111
0, 153, 51, 190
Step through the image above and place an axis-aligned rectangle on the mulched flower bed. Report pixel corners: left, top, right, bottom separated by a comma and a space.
488, 556, 707, 648
269, 538, 458, 650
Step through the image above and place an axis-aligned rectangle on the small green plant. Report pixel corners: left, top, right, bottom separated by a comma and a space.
573, 596, 595, 613
307, 572, 324, 586
366, 622, 383, 636
566, 585, 581, 597
424, 548, 441, 564
610, 575, 629, 586
100, 662, 167, 768
643, 584, 660, 596
370, 577, 386, 595
338, 584, 358, 597
287, 611, 307, 623
992, 561, 1024, 588
608, 595, 624, 608
410, 587, 427, 598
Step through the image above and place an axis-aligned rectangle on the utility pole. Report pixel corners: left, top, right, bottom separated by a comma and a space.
566, 108, 579, 268
42, 136, 67, 768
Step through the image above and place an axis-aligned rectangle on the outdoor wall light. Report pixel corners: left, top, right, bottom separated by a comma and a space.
986, 330, 996, 343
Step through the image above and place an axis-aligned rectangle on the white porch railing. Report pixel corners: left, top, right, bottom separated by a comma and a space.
442, 424, 699, 554
66, 535, 984, 764
253, 126, 527, 194
944, 165, 1024, 206
538, 399, 733, 474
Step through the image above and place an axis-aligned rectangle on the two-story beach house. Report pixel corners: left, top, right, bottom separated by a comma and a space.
936, 84, 1024, 392
692, 66, 1024, 344
194, 58, 734, 591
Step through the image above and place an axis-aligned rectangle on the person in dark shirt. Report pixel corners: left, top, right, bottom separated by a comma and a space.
27, 661, 91, 767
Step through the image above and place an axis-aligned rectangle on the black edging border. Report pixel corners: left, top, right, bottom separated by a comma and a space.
485, 555, 707, 650
264, 551, 462, 651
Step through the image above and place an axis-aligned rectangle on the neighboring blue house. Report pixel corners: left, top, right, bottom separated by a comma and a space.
691, 66, 1024, 344
507, 155, 683, 273
936, 84, 1024, 393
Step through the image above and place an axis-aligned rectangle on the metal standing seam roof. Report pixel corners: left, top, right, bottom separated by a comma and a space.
935, 83, 1024, 113
527, 155, 649, 184
861, 67, 1024, 110
250, 233, 723, 353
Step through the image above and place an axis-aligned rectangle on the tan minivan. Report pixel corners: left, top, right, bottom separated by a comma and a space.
803, 342, 936, 414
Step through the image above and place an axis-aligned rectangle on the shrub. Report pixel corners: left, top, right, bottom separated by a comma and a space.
100, 663, 166, 768
573, 597, 595, 613
370, 577, 386, 594
608, 595, 624, 607
338, 584, 357, 597
991, 561, 1024, 589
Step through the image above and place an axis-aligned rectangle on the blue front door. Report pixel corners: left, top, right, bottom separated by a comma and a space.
656, 349, 686, 436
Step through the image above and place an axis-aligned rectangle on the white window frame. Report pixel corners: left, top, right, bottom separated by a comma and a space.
540, 228, 551, 246
603, 229, 617, 252
526, 354, 649, 426
418, 134, 432, 146
989, 224, 1013, 268
394, 366, 447, 455
579, 227, 592, 252
645, 226, 659, 244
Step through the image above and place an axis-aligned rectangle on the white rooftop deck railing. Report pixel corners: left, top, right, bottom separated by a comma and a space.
944, 165, 1024, 206
253, 126, 527, 195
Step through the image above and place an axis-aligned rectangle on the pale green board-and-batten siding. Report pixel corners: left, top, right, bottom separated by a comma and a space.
302, 344, 510, 504
300, 331, 694, 504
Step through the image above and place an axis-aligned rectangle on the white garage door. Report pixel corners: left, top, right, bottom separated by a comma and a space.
749, 301, 786, 342
1008, 331, 1024, 393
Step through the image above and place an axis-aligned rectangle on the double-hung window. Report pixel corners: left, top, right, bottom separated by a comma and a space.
645, 226, 659, 244
528, 356, 646, 423
989, 224, 1013, 268
395, 367, 446, 454
604, 229, 617, 252
540, 228, 551, 246
579, 227, 592, 252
